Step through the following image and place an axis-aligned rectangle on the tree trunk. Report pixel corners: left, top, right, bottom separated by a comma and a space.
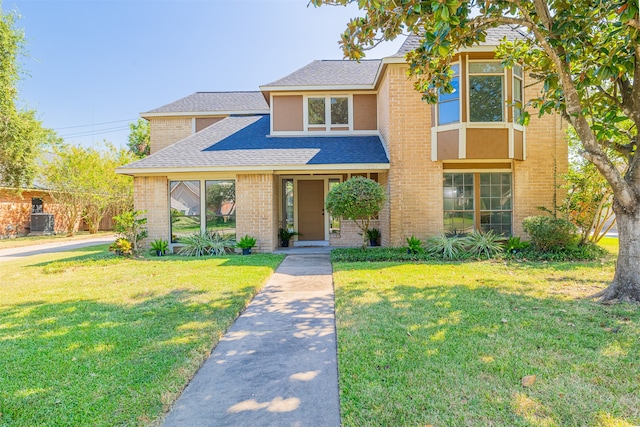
596, 204, 640, 303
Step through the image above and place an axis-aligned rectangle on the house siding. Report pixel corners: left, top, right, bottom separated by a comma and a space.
236, 173, 278, 253
149, 117, 193, 154
134, 176, 169, 246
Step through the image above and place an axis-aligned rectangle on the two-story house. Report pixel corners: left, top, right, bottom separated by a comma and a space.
118, 26, 567, 252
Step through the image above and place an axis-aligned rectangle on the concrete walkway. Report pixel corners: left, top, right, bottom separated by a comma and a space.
0, 236, 114, 263
162, 254, 340, 427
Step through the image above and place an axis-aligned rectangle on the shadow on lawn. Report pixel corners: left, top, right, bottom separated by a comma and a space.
25, 247, 284, 269
0, 286, 257, 426
334, 273, 639, 426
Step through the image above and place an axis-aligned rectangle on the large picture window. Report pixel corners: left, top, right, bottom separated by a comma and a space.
205, 180, 236, 237
443, 172, 512, 236
437, 63, 460, 125
469, 62, 504, 122
170, 180, 201, 242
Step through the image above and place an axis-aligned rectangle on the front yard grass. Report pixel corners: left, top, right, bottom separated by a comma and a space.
0, 246, 283, 426
333, 238, 639, 426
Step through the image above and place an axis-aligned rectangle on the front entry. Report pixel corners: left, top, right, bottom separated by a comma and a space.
297, 180, 325, 240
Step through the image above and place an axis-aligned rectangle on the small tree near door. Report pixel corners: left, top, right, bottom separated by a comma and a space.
325, 176, 386, 249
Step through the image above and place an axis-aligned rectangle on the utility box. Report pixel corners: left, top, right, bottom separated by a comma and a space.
30, 213, 55, 235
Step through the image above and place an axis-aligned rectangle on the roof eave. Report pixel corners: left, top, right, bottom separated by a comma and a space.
258, 84, 375, 92
140, 109, 270, 118
117, 162, 390, 176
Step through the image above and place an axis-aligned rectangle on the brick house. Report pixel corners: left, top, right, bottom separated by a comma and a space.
118, 27, 567, 252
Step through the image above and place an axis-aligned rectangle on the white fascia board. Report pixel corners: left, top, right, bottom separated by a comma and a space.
258, 84, 375, 92
140, 110, 270, 118
116, 163, 390, 176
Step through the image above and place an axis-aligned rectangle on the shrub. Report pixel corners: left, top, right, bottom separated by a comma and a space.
406, 235, 424, 254
514, 242, 609, 261
426, 233, 467, 260
325, 176, 386, 249
236, 235, 257, 249
178, 231, 235, 256
503, 236, 530, 254
464, 230, 504, 259
109, 237, 132, 256
523, 215, 579, 251
112, 210, 148, 255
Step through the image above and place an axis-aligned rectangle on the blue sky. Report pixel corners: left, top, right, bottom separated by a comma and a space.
6, 0, 406, 149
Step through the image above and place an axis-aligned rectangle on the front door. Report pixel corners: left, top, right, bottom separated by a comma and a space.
297, 180, 325, 240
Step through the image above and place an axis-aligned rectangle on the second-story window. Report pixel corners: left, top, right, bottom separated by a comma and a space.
438, 63, 460, 125
307, 96, 349, 131
513, 64, 523, 123
468, 62, 504, 122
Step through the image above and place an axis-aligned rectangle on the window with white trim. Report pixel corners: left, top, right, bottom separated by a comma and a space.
307, 96, 349, 131
443, 172, 512, 236
468, 62, 504, 122
513, 64, 523, 123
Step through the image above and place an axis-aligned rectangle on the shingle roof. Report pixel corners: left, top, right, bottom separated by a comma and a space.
392, 25, 527, 57
143, 91, 269, 114
262, 60, 382, 88
120, 115, 388, 171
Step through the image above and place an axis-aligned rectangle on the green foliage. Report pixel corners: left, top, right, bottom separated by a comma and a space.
464, 230, 504, 259
426, 233, 467, 261
405, 235, 424, 254
43, 142, 135, 234
523, 215, 579, 252
560, 132, 618, 244
278, 228, 301, 241
149, 238, 169, 255
509, 242, 610, 262
365, 228, 380, 240
503, 236, 530, 254
236, 235, 257, 249
0, 9, 55, 189
112, 210, 148, 255
331, 247, 437, 263
109, 237, 132, 256
325, 176, 386, 249
177, 231, 235, 256
127, 118, 150, 157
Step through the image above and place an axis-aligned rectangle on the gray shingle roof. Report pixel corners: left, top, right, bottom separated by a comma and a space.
143, 91, 269, 115
392, 25, 527, 57
120, 115, 388, 171
262, 60, 382, 88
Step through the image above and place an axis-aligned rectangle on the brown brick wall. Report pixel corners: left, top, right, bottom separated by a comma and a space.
382, 64, 443, 245
236, 173, 277, 252
149, 117, 192, 154
512, 81, 568, 237
133, 176, 169, 247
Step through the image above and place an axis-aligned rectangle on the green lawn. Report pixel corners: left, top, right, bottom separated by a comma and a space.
0, 246, 283, 426
333, 238, 639, 426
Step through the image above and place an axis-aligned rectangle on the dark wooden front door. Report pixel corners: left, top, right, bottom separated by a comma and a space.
297, 180, 325, 240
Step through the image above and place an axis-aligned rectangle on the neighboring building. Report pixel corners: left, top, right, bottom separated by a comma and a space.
118, 27, 567, 252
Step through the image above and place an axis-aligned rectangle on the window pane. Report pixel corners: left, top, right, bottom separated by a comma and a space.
331, 97, 348, 125
438, 76, 460, 102
469, 75, 504, 122
469, 62, 503, 74
513, 64, 523, 78
329, 178, 341, 234
170, 180, 201, 242
438, 100, 460, 125
513, 78, 523, 102
308, 98, 325, 125
205, 180, 236, 238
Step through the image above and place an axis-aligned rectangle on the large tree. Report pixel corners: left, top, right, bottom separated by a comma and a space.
0, 6, 53, 188
43, 143, 135, 235
313, 0, 640, 303
127, 118, 150, 157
